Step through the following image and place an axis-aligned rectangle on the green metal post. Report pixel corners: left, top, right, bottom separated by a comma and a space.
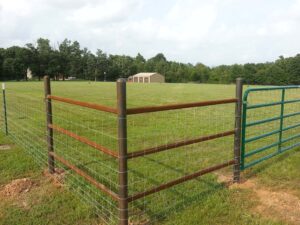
278, 89, 285, 152
2, 83, 8, 135
240, 90, 248, 170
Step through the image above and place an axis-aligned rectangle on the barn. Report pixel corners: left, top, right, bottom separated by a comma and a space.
128, 72, 165, 83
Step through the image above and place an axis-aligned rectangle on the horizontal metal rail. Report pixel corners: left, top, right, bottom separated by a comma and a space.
47, 95, 118, 114
246, 111, 300, 127
127, 130, 235, 159
244, 125, 300, 158
244, 85, 300, 95
247, 98, 300, 109
245, 142, 279, 157
49, 152, 119, 200
127, 160, 235, 202
281, 133, 300, 144
282, 122, 300, 132
245, 129, 280, 143
126, 98, 237, 115
244, 141, 300, 169
281, 142, 300, 152
243, 152, 278, 169
49, 124, 119, 158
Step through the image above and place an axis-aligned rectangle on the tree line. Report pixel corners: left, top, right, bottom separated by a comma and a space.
0, 38, 299, 84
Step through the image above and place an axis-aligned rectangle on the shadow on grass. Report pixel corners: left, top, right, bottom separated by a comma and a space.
132, 177, 226, 223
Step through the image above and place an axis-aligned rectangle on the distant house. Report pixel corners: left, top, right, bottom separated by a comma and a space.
67, 76, 77, 80
26, 68, 33, 80
128, 72, 165, 83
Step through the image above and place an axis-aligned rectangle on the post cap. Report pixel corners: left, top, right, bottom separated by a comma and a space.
2, 83, 5, 90
117, 78, 127, 83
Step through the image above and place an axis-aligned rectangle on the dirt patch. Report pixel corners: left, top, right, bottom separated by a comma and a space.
0, 144, 12, 151
229, 179, 300, 224
129, 208, 150, 225
230, 178, 256, 189
43, 168, 66, 187
215, 172, 233, 186
0, 178, 33, 197
255, 190, 300, 224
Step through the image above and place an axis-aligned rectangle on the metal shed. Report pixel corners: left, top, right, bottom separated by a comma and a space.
128, 73, 165, 83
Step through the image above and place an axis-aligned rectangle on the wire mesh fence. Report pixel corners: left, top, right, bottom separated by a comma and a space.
0, 78, 244, 225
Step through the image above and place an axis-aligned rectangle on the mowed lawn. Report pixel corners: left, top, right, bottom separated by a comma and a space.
0, 81, 299, 225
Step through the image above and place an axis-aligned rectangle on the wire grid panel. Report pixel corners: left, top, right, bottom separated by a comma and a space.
2, 85, 48, 167
0, 90, 4, 134
49, 99, 120, 224
1, 81, 238, 225
0, 82, 120, 225
243, 87, 300, 168
126, 103, 235, 224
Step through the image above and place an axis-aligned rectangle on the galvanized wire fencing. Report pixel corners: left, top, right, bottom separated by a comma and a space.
0, 80, 120, 224
1, 78, 244, 225
0, 82, 48, 167
2, 78, 300, 224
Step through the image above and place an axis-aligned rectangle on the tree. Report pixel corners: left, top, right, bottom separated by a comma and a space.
95, 50, 108, 81
36, 38, 52, 80
1, 37, 300, 85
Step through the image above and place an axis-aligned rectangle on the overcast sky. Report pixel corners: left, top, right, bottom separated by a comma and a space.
1, 0, 300, 66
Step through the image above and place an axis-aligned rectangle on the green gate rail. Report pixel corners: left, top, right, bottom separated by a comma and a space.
241, 85, 300, 170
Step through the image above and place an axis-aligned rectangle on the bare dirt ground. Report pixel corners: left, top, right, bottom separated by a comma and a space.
0, 178, 34, 210
43, 168, 66, 188
0, 178, 33, 197
0, 144, 12, 151
1, 173, 299, 225
216, 173, 300, 225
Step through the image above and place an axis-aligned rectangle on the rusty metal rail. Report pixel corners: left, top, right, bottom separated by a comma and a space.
47, 95, 118, 114
126, 98, 237, 115
49, 152, 119, 200
127, 160, 235, 202
127, 130, 235, 159
49, 124, 119, 158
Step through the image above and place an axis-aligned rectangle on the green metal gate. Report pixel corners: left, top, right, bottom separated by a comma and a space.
241, 85, 300, 170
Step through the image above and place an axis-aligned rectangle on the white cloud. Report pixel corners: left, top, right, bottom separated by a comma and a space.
0, 0, 300, 65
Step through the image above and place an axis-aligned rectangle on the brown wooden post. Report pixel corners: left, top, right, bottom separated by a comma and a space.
233, 78, 243, 182
44, 76, 55, 174
117, 78, 128, 225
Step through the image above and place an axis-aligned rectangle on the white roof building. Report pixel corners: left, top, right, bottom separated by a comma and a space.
128, 72, 165, 83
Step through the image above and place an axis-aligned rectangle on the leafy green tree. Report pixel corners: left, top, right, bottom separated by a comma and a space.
1, 37, 300, 85
36, 38, 52, 79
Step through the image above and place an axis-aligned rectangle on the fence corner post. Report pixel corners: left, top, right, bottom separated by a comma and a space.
233, 77, 243, 183
117, 78, 129, 225
44, 76, 55, 174
2, 83, 8, 135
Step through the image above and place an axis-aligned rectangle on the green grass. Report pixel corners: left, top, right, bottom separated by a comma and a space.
0, 135, 100, 225
0, 81, 299, 225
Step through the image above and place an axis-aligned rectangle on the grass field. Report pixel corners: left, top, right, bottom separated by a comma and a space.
0, 81, 299, 225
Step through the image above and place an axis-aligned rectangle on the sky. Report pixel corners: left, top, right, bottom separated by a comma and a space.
0, 0, 300, 66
